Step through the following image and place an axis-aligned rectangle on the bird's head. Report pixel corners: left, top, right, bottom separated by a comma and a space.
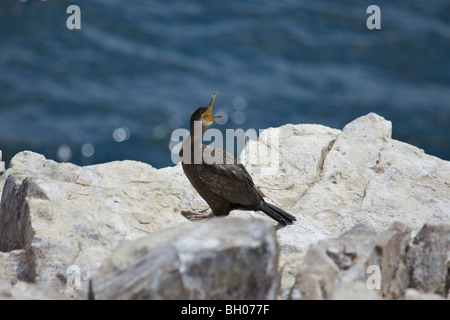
190, 92, 223, 131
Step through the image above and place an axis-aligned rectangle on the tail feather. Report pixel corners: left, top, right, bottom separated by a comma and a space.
261, 202, 296, 225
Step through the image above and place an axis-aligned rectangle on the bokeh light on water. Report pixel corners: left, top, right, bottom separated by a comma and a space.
57, 144, 72, 162
112, 127, 131, 143
81, 143, 95, 158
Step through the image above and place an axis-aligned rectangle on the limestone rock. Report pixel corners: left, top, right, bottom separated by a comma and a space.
0, 250, 32, 286
239, 113, 449, 246
406, 223, 450, 296
329, 282, 380, 300
0, 281, 66, 300
404, 288, 446, 300
0, 151, 189, 298
289, 223, 411, 300
239, 113, 450, 298
89, 217, 278, 300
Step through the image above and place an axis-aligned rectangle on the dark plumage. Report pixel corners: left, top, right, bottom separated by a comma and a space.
179, 92, 296, 225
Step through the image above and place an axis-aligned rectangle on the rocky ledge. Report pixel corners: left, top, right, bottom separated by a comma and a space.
0, 113, 449, 300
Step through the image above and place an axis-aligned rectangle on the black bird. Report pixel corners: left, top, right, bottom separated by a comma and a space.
179, 92, 296, 225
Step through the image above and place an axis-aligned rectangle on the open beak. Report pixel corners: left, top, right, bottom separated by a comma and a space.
201, 92, 223, 122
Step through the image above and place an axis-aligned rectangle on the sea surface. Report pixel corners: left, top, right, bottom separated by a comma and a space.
1, 0, 449, 168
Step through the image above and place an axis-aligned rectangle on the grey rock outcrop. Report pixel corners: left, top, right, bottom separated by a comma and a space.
406, 224, 450, 296
289, 223, 411, 300
0, 112, 449, 299
289, 222, 450, 300
0, 249, 32, 286
89, 217, 278, 300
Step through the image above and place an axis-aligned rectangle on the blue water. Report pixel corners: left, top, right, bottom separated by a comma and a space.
1, 0, 449, 168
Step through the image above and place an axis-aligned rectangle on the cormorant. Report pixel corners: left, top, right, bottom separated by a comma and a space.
179, 92, 296, 225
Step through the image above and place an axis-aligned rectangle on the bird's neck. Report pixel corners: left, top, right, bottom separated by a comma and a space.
189, 120, 206, 147
181, 120, 206, 165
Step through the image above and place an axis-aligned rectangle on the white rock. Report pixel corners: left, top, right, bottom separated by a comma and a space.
0, 281, 66, 300
240, 113, 449, 252
0, 152, 190, 298
404, 288, 446, 300
330, 282, 381, 300
238, 113, 450, 298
